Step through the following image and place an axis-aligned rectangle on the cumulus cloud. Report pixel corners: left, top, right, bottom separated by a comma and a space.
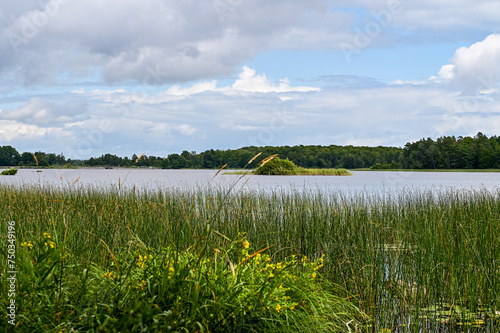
101, 67, 320, 99
392, 34, 500, 94
417, 34, 500, 93
0, 120, 47, 141
447, 34, 500, 92
227, 66, 320, 93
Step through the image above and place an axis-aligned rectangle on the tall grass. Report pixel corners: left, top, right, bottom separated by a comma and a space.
1, 183, 500, 331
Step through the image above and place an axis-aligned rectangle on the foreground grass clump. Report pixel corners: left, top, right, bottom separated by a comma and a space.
253, 157, 351, 176
1, 168, 17, 175
0, 198, 363, 331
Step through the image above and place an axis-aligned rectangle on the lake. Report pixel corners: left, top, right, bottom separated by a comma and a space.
1, 168, 499, 195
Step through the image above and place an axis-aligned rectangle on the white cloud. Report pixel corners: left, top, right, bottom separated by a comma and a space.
0, 120, 46, 141
393, 34, 500, 92
227, 66, 320, 93
166, 81, 218, 96
437, 64, 456, 81
449, 33, 500, 91
174, 124, 197, 136
0, 97, 87, 124
83, 67, 320, 100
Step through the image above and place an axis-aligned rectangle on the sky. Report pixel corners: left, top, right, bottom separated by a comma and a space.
1, 0, 500, 159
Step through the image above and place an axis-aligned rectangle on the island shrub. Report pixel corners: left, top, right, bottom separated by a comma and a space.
254, 157, 298, 175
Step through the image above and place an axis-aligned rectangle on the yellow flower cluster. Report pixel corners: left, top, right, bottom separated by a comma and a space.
168, 266, 175, 279
21, 241, 33, 249
45, 241, 56, 249
253, 252, 326, 313
136, 280, 147, 290
137, 253, 153, 268
301, 254, 324, 279
103, 271, 115, 279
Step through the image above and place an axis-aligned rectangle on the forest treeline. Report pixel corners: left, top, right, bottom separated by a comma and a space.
1, 132, 499, 169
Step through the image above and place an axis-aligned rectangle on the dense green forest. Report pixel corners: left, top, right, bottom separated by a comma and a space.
1, 132, 499, 169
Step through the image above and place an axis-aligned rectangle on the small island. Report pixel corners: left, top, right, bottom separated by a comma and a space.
1, 168, 18, 175
227, 157, 352, 176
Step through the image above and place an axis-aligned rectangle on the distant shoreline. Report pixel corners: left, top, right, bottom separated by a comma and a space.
2, 166, 500, 173
351, 168, 500, 172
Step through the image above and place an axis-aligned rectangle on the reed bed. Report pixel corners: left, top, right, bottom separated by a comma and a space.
1, 183, 500, 331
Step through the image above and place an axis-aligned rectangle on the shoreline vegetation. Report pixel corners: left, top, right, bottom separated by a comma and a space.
3, 164, 500, 171
2, 182, 500, 331
353, 168, 500, 172
3, 165, 500, 173
2, 132, 500, 171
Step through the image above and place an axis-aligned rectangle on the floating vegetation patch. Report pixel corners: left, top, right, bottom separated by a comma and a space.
416, 302, 500, 331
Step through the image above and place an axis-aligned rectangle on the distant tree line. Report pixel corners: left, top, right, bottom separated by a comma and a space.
1, 132, 499, 169
401, 132, 500, 169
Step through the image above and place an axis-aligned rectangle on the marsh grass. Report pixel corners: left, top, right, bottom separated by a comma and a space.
292, 167, 352, 175
1, 184, 500, 331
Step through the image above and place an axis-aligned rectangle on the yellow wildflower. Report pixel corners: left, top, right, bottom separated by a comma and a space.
243, 240, 250, 249
21, 241, 34, 249
103, 271, 115, 279
136, 280, 147, 290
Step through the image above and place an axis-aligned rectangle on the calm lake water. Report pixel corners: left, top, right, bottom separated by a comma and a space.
1, 168, 499, 195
